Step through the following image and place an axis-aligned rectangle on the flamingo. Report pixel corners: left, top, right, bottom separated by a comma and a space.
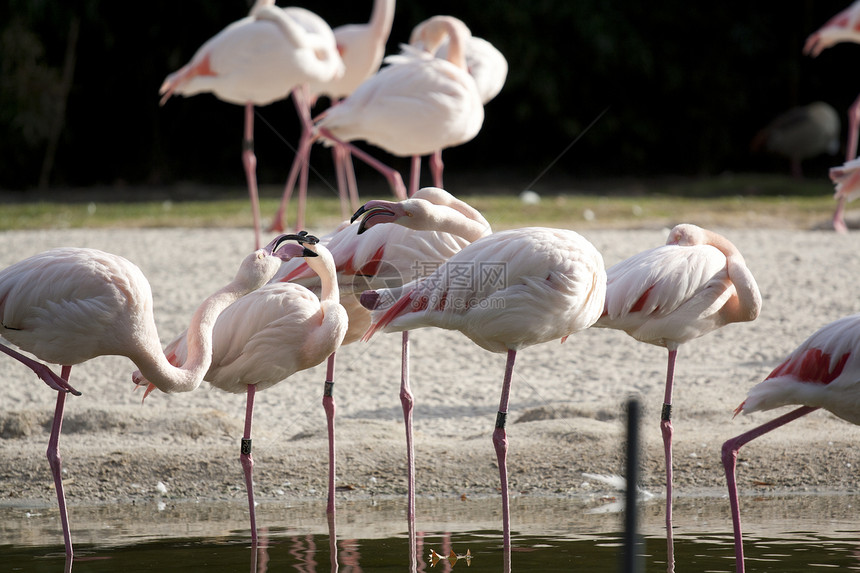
159, 1, 343, 248
135, 235, 347, 542
828, 157, 860, 232
271, 187, 490, 514
803, 1, 860, 231
750, 101, 840, 178
0, 233, 307, 559
315, 15, 483, 197
268, 0, 397, 231
593, 224, 762, 572
723, 313, 860, 573
359, 227, 607, 548
406, 18, 507, 188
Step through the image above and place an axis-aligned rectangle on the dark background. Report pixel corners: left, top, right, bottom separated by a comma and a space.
1, 0, 857, 196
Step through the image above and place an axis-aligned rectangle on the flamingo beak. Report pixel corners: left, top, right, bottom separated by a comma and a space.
353, 205, 397, 234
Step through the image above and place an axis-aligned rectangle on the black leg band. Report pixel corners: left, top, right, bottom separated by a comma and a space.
661, 403, 672, 422
243, 138, 254, 152
241, 437, 252, 456
495, 411, 507, 429
324, 381, 335, 397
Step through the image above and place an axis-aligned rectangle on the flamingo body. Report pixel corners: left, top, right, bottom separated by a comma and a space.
160, 6, 343, 106
364, 227, 606, 352
598, 243, 738, 348
0, 249, 158, 367
738, 313, 860, 424
317, 16, 483, 158
155, 279, 347, 395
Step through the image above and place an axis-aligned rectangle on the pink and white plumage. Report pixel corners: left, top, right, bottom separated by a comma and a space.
316, 15, 483, 197
361, 227, 606, 548
272, 187, 491, 344
723, 314, 860, 573
594, 223, 762, 572
0, 234, 306, 558
136, 238, 346, 538
160, 2, 343, 247
364, 228, 605, 351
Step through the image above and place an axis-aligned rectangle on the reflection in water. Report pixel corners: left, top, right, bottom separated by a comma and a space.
3, 494, 860, 572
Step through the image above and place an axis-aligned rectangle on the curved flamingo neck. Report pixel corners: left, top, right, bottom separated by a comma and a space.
368, 0, 396, 41
131, 280, 254, 393
307, 247, 340, 303
422, 206, 490, 242
422, 17, 470, 71
698, 229, 762, 325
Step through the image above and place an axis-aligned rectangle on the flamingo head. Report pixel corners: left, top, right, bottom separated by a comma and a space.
665, 224, 707, 246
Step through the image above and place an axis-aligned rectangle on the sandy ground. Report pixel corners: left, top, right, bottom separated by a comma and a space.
1, 224, 859, 542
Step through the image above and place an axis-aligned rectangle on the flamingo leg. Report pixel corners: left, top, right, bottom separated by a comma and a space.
848, 93, 860, 163
47, 365, 74, 559
333, 146, 351, 221
833, 195, 849, 234
661, 348, 678, 573
399, 331, 416, 522
721, 406, 817, 573
343, 148, 360, 212
323, 353, 337, 515
0, 342, 80, 395
269, 85, 316, 233
241, 384, 258, 544
317, 128, 407, 200
429, 149, 444, 189
492, 349, 517, 549
242, 103, 263, 250
409, 156, 421, 198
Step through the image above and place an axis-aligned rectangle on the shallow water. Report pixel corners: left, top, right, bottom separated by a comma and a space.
2, 493, 859, 572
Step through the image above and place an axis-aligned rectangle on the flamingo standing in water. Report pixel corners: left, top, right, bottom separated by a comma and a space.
269, 0, 397, 231
136, 235, 347, 541
723, 313, 860, 573
0, 233, 305, 559
315, 15, 483, 197
593, 224, 762, 572
359, 227, 606, 548
804, 1, 860, 232
159, 1, 343, 248
405, 18, 507, 189
271, 187, 491, 513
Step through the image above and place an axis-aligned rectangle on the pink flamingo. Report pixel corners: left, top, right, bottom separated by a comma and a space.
359, 227, 607, 548
268, 0, 397, 231
804, 1, 860, 231
406, 18, 507, 189
159, 1, 343, 248
593, 224, 762, 572
0, 234, 306, 559
315, 15, 484, 197
271, 187, 490, 514
135, 236, 347, 542
723, 313, 860, 573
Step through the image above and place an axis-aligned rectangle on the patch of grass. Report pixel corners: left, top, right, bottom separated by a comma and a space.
0, 173, 838, 231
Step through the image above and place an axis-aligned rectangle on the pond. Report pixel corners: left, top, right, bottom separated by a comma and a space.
2, 492, 859, 572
